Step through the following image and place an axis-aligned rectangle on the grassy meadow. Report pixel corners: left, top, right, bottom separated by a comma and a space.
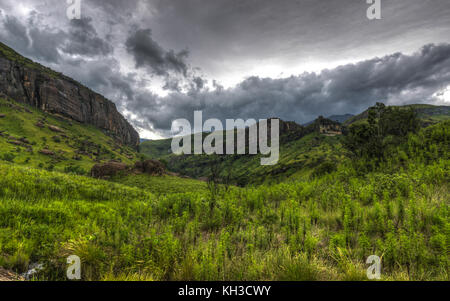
0, 120, 448, 280
0, 97, 138, 174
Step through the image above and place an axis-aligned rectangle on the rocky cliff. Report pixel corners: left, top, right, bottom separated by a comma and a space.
0, 42, 139, 149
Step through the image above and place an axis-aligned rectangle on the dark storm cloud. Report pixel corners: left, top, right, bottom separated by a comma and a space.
126, 44, 450, 135
62, 17, 113, 56
126, 28, 189, 77
1, 0, 450, 138
146, 0, 450, 79
1, 15, 30, 50
0, 13, 65, 63
125, 27, 208, 93
0, 14, 112, 64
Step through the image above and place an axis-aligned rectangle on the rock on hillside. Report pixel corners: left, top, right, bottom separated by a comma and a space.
0, 42, 139, 149
0, 267, 23, 281
134, 159, 165, 175
91, 161, 129, 179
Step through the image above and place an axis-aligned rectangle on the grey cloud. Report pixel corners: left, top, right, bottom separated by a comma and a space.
125, 27, 208, 93
126, 28, 189, 77
28, 26, 65, 63
1, 0, 450, 139
1, 13, 112, 65
1, 15, 30, 50
127, 44, 450, 136
62, 17, 113, 56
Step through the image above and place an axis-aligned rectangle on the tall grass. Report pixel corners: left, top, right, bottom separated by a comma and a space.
0, 122, 448, 281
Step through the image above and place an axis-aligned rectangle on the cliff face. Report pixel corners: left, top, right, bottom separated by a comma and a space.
0, 43, 139, 149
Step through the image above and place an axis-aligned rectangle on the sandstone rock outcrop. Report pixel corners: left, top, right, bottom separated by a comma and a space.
315, 116, 342, 136
39, 149, 55, 156
91, 159, 166, 179
91, 161, 129, 179
134, 159, 165, 176
0, 42, 140, 149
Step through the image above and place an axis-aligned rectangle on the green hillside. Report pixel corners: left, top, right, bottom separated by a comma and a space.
0, 119, 448, 280
140, 118, 345, 185
161, 132, 344, 186
141, 104, 450, 185
345, 104, 450, 126
0, 97, 138, 174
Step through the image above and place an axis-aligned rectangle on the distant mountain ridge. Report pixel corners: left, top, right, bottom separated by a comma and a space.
0, 42, 139, 149
302, 114, 354, 126
140, 103, 450, 184
344, 104, 450, 125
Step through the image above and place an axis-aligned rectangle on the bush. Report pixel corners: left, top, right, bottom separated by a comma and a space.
64, 164, 86, 175
2, 152, 16, 162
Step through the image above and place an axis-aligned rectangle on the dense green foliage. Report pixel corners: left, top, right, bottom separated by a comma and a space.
344, 102, 420, 161
0, 120, 448, 280
142, 132, 344, 186
111, 173, 208, 195
141, 104, 449, 186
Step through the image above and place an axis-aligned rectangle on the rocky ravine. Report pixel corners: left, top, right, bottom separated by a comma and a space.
0, 42, 139, 149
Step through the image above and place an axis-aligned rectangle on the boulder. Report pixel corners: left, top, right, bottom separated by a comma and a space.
8, 140, 23, 146
18, 137, 30, 144
39, 149, 55, 156
91, 161, 129, 179
134, 159, 165, 176
48, 125, 64, 133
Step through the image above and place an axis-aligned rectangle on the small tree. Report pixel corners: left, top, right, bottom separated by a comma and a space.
344, 103, 420, 163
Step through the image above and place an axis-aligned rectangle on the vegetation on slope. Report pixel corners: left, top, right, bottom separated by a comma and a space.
0, 97, 138, 174
140, 104, 450, 186
344, 104, 450, 126
0, 119, 448, 280
141, 119, 345, 186
111, 173, 208, 195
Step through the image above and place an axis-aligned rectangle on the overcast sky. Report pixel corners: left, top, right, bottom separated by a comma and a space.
1, 0, 450, 138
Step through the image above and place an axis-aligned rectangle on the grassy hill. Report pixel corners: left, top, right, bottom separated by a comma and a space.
1, 40, 447, 282
345, 104, 450, 126
161, 132, 344, 186
0, 119, 448, 280
0, 97, 138, 174
140, 104, 450, 185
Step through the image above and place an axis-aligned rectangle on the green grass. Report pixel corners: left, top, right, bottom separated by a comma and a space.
111, 173, 208, 195
139, 139, 173, 159
0, 121, 448, 281
141, 104, 449, 186
141, 132, 345, 185
0, 97, 138, 174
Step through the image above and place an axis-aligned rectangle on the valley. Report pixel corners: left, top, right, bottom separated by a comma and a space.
0, 41, 448, 281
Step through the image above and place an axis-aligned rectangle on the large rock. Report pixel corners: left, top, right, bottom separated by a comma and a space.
134, 159, 165, 176
0, 42, 139, 149
39, 149, 55, 156
91, 161, 129, 179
